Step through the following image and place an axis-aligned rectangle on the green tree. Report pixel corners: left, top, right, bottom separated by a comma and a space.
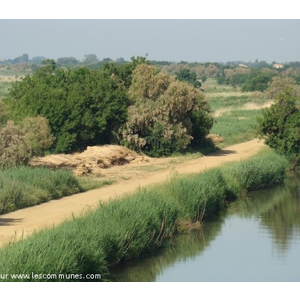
242, 70, 274, 92
258, 87, 300, 166
175, 68, 201, 88
266, 76, 300, 99
4, 63, 129, 153
56, 57, 79, 68
83, 54, 98, 64
120, 64, 213, 156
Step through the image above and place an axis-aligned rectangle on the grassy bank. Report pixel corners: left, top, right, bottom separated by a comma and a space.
203, 78, 271, 147
0, 149, 289, 282
0, 167, 112, 214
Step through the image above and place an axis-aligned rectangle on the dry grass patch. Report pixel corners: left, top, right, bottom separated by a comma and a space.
213, 101, 273, 117
29, 145, 150, 176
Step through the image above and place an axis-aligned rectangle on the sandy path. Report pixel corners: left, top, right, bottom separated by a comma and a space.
0, 139, 266, 248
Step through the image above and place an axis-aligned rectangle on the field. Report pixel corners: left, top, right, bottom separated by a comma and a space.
202, 78, 272, 147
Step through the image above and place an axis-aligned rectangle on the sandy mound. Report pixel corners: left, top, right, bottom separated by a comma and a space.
29, 145, 150, 176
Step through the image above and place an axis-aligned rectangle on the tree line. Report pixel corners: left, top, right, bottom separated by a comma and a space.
0, 57, 214, 167
1, 55, 300, 168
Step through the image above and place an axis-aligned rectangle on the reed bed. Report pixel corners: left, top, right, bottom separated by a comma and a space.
0, 167, 113, 214
0, 167, 81, 214
0, 149, 289, 282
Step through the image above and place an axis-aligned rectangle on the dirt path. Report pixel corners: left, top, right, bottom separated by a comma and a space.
0, 139, 266, 248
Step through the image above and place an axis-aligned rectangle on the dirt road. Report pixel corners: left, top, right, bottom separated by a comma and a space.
0, 139, 266, 248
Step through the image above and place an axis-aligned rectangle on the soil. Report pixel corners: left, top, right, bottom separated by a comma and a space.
0, 139, 267, 248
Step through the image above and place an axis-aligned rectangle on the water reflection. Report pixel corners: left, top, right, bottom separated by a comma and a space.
110, 218, 224, 282
230, 172, 300, 253
110, 172, 300, 282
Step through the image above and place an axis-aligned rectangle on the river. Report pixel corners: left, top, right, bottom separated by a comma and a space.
110, 172, 300, 282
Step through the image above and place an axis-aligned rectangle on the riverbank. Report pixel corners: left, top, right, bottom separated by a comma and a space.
0, 139, 265, 248
0, 148, 289, 281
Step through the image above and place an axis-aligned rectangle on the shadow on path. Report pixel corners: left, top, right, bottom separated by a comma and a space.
0, 217, 24, 226
208, 149, 237, 157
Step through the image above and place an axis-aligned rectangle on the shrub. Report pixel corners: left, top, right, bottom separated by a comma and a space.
4, 63, 129, 153
242, 70, 274, 92
120, 64, 213, 156
0, 117, 54, 168
257, 87, 300, 166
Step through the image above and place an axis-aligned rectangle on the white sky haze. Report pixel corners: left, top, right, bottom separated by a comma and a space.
1, 1, 299, 63
0, 19, 298, 64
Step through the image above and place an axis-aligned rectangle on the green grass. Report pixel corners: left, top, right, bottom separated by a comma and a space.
0, 167, 112, 214
0, 149, 289, 282
209, 109, 263, 147
207, 94, 267, 112
202, 78, 240, 93
197, 77, 272, 148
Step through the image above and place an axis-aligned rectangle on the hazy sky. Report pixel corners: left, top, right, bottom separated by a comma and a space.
1, 19, 299, 63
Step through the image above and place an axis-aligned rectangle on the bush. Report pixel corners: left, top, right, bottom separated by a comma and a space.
242, 70, 274, 92
4, 62, 129, 153
257, 87, 300, 165
0, 117, 54, 168
265, 76, 300, 100
120, 64, 214, 156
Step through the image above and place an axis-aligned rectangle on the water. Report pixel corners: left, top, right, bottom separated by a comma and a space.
110, 172, 300, 282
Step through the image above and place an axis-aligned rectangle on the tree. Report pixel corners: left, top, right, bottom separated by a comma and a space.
32, 56, 46, 64
120, 64, 213, 156
175, 68, 201, 88
266, 76, 300, 99
242, 70, 274, 92
258, 87, 300, 166
83, 54, 98, 64
0, 117, 54, 168
56, 57, 79, 68
4, 63, 129, 153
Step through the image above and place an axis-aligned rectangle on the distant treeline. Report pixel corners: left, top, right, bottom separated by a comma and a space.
2, 53, 300, 70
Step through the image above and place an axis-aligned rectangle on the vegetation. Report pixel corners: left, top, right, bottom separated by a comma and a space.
0, 56, 299, 282
210, 109, 263, 146
0, 167, 82, 214
120, 64, 213, 156
0, 117, 54, 168
4, 61, 130, 154
258, 87, 300, 166
175, 68, 201, 88
241, 70, 275, 92
0, 149, 288, 281
0, 167, 112, 214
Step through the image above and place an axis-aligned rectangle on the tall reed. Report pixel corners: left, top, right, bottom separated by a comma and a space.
0, 167, 82, 214
0, 149, 289, 281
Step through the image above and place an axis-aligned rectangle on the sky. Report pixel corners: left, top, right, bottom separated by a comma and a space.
0, 19, 299, 64
1, 0, 300, 65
